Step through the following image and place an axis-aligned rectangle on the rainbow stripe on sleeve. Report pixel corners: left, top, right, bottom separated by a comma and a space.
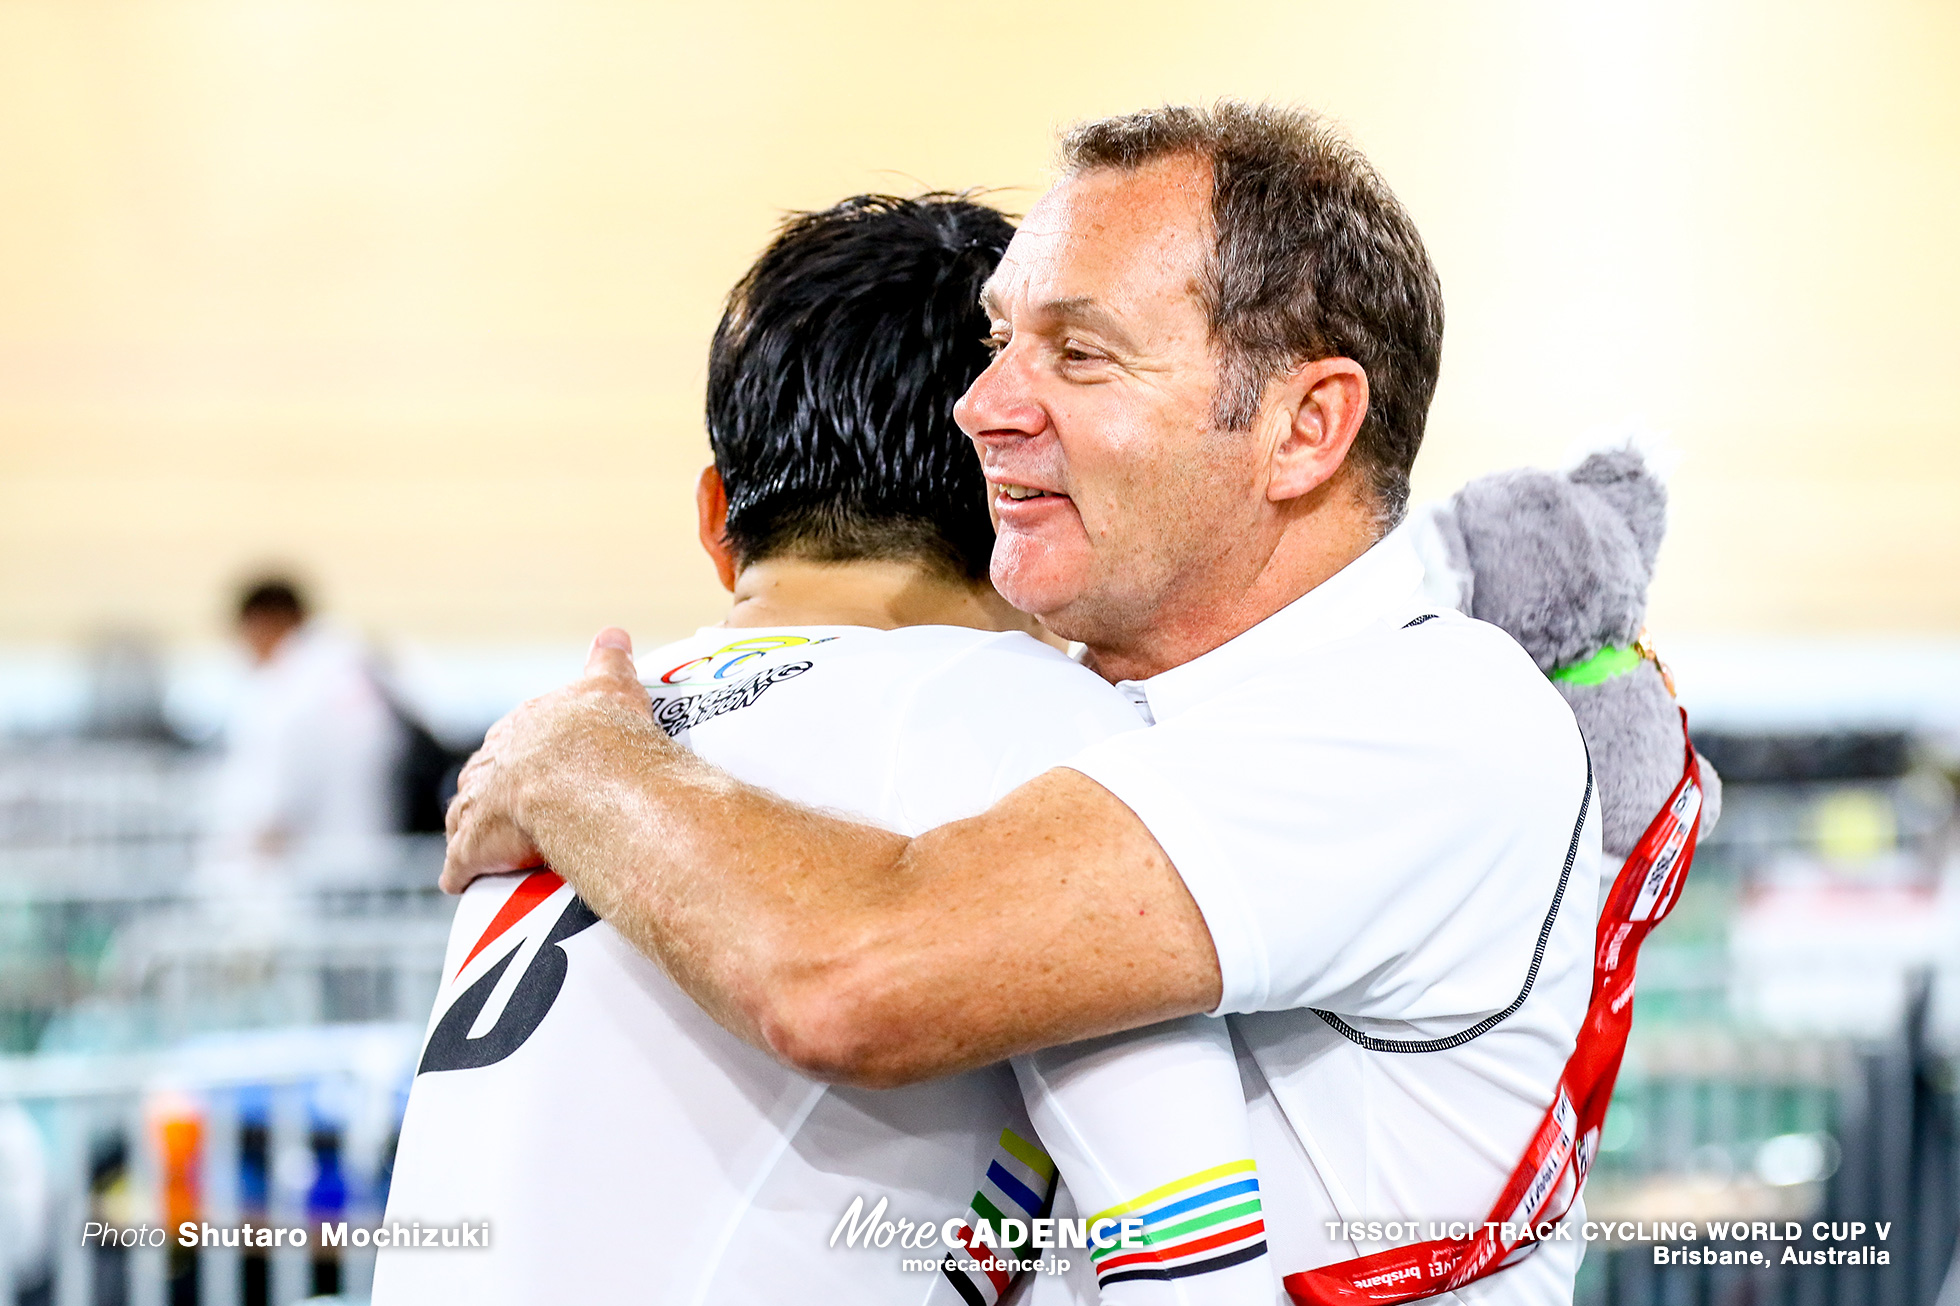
1089, 1159, 1269, 1287
941, 1129, 1057, 1306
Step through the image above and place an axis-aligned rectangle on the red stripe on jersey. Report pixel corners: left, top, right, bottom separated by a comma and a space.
1095, 1219, 1267, 1275
953, 1223, 1011, 1296
457, 870, 564, 977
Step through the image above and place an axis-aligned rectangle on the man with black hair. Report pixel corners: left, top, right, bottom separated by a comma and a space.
702, 194, 1007, 592
380, 195, 1269, 1305
236, 578, 306, 665
204, 574, 401, 887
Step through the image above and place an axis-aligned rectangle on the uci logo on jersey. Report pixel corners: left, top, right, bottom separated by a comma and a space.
418, 871, 598, 1076
656, 635, 835, 685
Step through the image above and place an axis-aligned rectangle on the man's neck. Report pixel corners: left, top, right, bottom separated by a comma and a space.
1079, 490, 1382, 684
724, 556, 1053, 641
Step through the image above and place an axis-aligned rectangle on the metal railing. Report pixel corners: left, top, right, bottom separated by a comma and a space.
0, 738, 454, 1304
2, 1022, 420, 1306
1579, 983, 1957, 1306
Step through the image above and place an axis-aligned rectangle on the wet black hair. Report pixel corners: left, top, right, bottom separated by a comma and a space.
706, 193, 1014, 580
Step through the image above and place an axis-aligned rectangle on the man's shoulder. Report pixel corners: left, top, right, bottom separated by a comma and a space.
872, 629, 1142, 790
1332, 604, 1538, 672
640, 624, 1121, 705
1374, 608, 1563, 699
1116, 606, 1587, 840
1223, 607, 1573, 742
881, 631, 1139, 820
1390, 611, 1579, 753
642, 619, 1136, 764
881, 626, 1125, 699
642, 625, 1137, 819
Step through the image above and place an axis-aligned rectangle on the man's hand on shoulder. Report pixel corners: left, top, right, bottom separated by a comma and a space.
440, 627, 660, 894
436, 624, 1223, 1085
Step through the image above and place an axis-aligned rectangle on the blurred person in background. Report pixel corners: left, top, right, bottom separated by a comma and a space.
199, 577, 403, 896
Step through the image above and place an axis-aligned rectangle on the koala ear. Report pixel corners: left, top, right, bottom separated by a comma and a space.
1569, 447, 1667, 576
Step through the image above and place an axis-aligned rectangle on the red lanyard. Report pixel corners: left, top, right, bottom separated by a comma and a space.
1284, 710, 1705, 1306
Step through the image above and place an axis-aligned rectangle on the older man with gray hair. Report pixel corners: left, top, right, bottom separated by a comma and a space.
446, 103, 1600, 1305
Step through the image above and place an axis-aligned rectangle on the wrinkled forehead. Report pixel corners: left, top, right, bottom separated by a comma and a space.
981, 157, 1213, 328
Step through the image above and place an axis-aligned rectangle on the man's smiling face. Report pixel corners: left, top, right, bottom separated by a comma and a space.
956, 154, 1269, 656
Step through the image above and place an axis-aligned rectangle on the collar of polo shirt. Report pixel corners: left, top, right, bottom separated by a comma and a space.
1114, 529, 1428, 726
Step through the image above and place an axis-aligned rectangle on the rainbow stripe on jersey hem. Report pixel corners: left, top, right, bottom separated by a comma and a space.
1089, 1159, 1269, 1287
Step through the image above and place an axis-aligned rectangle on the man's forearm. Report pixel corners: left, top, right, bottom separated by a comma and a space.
517, 700, 921, 1074
443, 639, 1223, 1087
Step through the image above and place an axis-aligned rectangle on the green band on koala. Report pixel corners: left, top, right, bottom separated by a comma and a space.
1550, 644, 1643, 687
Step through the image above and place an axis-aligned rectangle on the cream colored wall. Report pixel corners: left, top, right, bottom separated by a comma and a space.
1, 0, 1955, 647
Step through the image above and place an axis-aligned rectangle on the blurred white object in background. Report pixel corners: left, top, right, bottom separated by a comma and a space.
1728, 866, 1960, 1044
202, 621, 403, 895
0, 1099, 51, 1298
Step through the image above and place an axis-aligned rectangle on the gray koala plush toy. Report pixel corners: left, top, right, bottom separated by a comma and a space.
1413, 446, 1721, 862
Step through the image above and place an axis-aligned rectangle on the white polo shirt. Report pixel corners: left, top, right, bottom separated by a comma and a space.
1062, 530, 1601, 1306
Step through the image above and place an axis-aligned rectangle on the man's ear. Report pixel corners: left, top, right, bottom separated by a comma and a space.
696, 465, 739, 592
1266, 358, 1369, 504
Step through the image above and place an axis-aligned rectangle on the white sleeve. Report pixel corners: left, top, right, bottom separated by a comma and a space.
1065, 623, 1595, 1019
889, 635, 1142, 831
210, 693, 308, 840
1013, 1020, 1273, 1303
887, 636, 1270, 1300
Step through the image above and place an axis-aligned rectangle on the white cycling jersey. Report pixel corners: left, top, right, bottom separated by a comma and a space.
376, 625, 1275, 1305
